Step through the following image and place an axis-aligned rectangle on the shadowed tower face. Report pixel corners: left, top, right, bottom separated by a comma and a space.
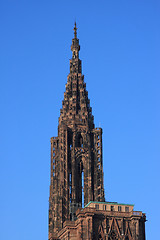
49, 23, 105, 236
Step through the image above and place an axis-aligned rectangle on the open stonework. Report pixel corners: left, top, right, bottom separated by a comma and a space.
48, 23, 146, 240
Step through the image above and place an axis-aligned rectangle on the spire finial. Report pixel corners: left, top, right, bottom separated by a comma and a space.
73, 21, 77, 38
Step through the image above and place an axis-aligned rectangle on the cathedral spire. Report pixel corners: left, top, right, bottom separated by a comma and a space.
59, 24, 95, 130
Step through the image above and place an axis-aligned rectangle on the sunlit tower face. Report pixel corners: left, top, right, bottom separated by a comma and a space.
48, 23, 146, 240
49, 23, 105, 235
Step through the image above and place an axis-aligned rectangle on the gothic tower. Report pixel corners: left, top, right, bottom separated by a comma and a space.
49, 23, 105, 238
49, 23, 146, 240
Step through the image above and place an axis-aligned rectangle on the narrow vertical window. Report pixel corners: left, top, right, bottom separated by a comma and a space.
69, 173, 72, 203
118, 206, 122, 212
125, 206, 129, 212
95, 204, 99, 210
82, 171, 84, 207
103, 204, 107, 211
111, 206, 114, 211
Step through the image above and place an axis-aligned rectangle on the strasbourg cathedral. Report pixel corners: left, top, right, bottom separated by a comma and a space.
48, 23, 146, 240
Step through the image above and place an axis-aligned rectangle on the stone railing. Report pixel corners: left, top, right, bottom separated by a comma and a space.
132, 211, 142, 216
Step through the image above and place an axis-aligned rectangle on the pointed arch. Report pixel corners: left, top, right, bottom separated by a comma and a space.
98, 224, 105, 240
108, 217, 121, 240
76, 158, 84, 207
124, 221, 132, 240
108, 217, 121, 238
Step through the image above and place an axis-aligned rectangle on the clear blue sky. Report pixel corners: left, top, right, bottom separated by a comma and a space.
0, 0, 159, 239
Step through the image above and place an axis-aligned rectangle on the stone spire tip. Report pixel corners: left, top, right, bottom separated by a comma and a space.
73, 21, 77, 38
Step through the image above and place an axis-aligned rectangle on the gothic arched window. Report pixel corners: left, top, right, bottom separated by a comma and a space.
76, 133, 83, 147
